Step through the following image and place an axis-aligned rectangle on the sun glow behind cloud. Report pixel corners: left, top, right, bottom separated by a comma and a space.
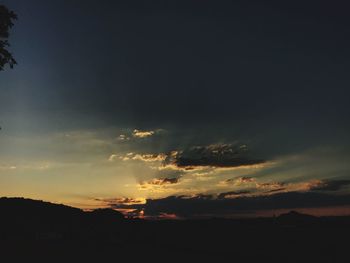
0, 127, 350, 218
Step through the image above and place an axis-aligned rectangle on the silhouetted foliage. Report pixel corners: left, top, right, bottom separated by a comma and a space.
0, 4, 17, 71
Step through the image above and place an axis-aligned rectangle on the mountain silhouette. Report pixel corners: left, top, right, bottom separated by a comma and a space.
1, 197, 350, 262
278, 210, 316, 219
0, 197, 82, 217
276, 210, 316, 226
87, 208, 125, 223
0, 197, 124, 239
0, 197, 124, 218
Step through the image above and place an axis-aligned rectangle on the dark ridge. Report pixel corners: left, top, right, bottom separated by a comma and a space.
1, 197, 350, 262
0, 197, 82, 215
0, 197, 124, 236
0, 197, 124, 219
276, 210, 317, 226
87, 208, 125, 221
278, 210, 317, 219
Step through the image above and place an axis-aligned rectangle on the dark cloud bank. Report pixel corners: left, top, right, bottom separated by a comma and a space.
164, 144, 265, 169
311, 180, 350, 192
141, 192, 350, 217
109, 179, 350, 218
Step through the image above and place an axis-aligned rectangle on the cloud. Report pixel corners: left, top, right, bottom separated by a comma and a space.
309, 179, 350, 192
263, 188, 287, 194
120, 192, 350, 218
220, 177, 327, 194
95, 178, 350, 218
132, 129, 155, 138
0, 165, 17, 170
110, 144, 267, 181
116, 128, 164, 142
140, 177, 180, 187
256, 181, 285, 190
95, 197, 146, 206
161, 177, 179, 184
117, 134, 130, 141
108, 154, 119, 161
165, 144, 265, 169
108, 152, 166, 162
138, 170, 183, 191
132, 153, 167, 162
236, 176, 255, 183
94, 197, 146, 217
217, 190, 251, 199
255, 180, 324, 194
223, 176, 256, 185
163, 144, 266, 170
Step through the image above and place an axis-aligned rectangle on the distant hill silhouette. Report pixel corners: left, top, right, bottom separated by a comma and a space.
276, 210, 316, 226
1, 197, 350, 262
87, 207, 125, 224
0, 197, 82, 217
0, 197, 124, 239
0, 197, 124, 219
278, 210, 316, 219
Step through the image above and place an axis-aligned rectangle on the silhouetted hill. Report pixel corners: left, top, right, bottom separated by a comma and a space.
277, 210, 317, 226
0, 197, 83, 218
1, 197, 350, 262
0, 197, 124, 219
278, 210, 316, 218
88, 208, 124, 219
87, 208, 125, 225
0, 197, 124, 239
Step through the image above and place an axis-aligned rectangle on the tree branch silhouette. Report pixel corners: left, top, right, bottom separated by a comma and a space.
0, 4, 17, 71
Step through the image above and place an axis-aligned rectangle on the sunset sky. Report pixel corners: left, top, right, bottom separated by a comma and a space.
1, 0, 350, 218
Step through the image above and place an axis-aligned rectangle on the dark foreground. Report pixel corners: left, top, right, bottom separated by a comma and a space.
1, 197, 349, 262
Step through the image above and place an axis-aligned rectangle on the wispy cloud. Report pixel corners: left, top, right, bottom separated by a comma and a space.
139, 177, 180, 188
108, 152, 166, 162
114, 143, 266, 172
309, 179, 350, 192
132, 129, 155, 138
117, 128, 164, 141
219, 176, 326, 195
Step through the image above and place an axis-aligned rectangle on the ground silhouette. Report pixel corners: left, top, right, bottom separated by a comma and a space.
0, 197, 349, 262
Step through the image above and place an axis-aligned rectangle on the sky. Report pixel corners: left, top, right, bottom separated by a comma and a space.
1, 0, 350, 218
